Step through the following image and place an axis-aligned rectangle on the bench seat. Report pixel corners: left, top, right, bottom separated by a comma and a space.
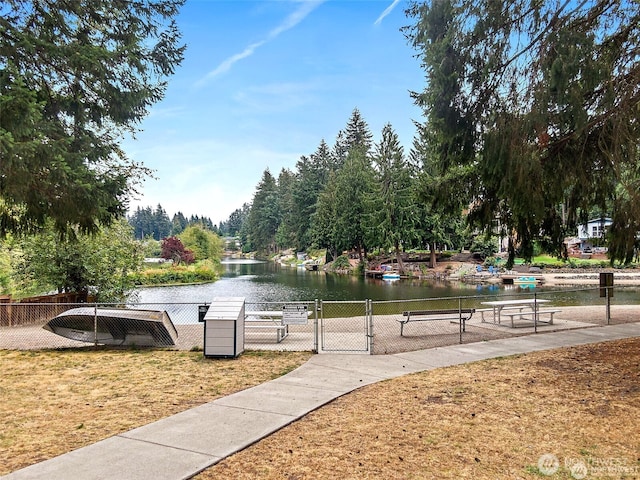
244, 316, 288, 343
501, 309, 562, 327
477, 306, 531, 323
398, 308, 475, 336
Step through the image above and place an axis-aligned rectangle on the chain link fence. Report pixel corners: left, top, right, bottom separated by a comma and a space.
244, 301, 317, 352
0, 286, 637, 354
318, 300, 370, 353
371, 286, 638, 354
0, 302, 206, 351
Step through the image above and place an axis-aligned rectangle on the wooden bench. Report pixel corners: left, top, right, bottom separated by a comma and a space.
245, 311, 288, 343
501, 309, 562, 328
398, 309, 475, 336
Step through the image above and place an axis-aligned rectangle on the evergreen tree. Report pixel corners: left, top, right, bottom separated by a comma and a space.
344, 108, 374, 155
331, 129, 350, 170
408, 124, 465, 267
128, 204, 170, 240
1, 0, 185, 237
370, 124, 415, 273
153, 204, 171, 240
275, 168, 296, 250
333, 148, 375, 264
311, 171, 339, 261
171, 212, 188, 235
220, 204, 249, 237
247, 170, 280, 254
405, 0, 640, 265
331, 109, 374, 170
129, 206, 154, 240
291, 140, 333, 250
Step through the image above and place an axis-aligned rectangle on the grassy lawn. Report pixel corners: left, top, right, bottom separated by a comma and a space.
198, 338, 640, 479
0, 348, 312, 475
2, 338, 639, 478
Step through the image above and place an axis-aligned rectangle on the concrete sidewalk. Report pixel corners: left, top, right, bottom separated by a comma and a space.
4, 322, 640, 480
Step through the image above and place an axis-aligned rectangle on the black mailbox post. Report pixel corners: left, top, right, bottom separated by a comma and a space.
599, 272, 614, 297
600, 273, 614, 325
198, 304, 209, 322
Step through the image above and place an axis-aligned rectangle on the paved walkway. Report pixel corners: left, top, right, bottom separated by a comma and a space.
4, 322, 640, 480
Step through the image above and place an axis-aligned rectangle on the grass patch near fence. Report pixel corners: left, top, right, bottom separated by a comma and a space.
0, 348, 311, 475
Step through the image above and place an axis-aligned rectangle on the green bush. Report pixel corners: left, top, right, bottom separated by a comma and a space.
484, 256, 498, 267
470, 235, 498, 259
332, 255, 352, 270
130, 262, 219, 285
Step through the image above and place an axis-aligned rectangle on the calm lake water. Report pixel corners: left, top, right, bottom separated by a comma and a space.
135, 259, 639, 311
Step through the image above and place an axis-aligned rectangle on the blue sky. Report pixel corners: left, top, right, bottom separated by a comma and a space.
124, 0, 425, 225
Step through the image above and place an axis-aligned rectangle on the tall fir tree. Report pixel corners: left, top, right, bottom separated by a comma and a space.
370, 124, 415, 273
247, 170, 280, 254
1, 0, 185, 237
405, 0, 640, 265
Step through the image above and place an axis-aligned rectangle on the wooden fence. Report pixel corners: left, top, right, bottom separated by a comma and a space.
0, 293, 94, 327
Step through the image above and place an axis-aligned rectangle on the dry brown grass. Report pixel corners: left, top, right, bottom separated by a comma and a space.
0, 348, 312, 475
2, 339, 639, 479
197, 338, 640, 480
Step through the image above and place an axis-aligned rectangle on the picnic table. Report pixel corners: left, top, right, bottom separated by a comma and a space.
244, 309, 311, 343
244, 311, 289, 342
479, 299, 551, 326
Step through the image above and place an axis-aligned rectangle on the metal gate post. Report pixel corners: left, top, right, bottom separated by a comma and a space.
93, 303, 98, 346
533, 292, 538, 333
458, 297, 462, 343
367, 299, 374, 355
314, 299, 319, 353
319, 299, 324, 351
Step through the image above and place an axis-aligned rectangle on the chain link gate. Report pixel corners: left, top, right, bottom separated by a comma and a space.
318, 300, 371, 353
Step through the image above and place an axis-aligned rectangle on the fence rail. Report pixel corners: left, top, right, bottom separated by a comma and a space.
0, 286, 637, 354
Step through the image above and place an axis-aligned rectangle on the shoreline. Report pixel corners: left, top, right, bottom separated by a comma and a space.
541, 272, 640, 286
426, 261, 640, 287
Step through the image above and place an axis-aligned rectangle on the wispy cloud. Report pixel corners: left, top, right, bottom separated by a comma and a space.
374, 0, 401, 25
233, 80, 322, 113
201, 40, 266, 81
197, 1, 324, 86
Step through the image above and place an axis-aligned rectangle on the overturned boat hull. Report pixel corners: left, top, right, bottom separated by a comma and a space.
43, 307, 178, 347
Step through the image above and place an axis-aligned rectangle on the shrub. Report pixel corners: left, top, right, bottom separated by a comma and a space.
332, 255, 352, 271
470, 235, 498, 259
130, 262, 219, 285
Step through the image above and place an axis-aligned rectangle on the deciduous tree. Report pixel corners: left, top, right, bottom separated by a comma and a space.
161, 236, 194, 265
179, 224, 223, 262
14, 219, 143, 301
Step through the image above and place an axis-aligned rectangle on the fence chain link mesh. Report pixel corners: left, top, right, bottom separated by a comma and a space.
244, 301, 316, 352
318, 300, 370, 353
0, 287, 637, 353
